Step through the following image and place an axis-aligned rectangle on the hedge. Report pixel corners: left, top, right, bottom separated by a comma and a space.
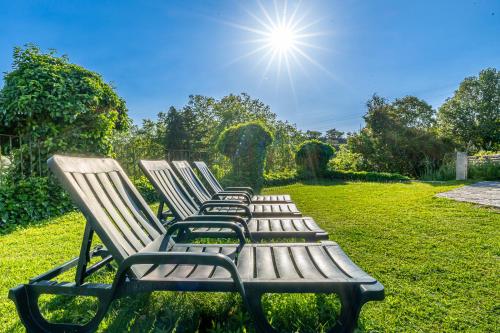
264, 169, 410, 186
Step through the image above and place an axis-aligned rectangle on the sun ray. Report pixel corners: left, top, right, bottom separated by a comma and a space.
226, 0, 331, 87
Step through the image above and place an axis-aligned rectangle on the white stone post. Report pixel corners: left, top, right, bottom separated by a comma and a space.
456, 151, 468, 180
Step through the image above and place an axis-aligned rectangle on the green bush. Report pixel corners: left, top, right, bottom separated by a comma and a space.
0, 45, 128, 159
326, 170, 410, 182
328, 144, 363, 171
264, 169, 298, 186
469, 161, 500, 180
0, 177, 74, 231
217, 121, 273, 190
295, 140, 335, 178
420, 156, 456, 181
131, 176, 158, 203
263, 169, 409, 185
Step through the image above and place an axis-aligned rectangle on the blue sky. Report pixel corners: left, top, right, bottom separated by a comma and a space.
1, 0, 499, 133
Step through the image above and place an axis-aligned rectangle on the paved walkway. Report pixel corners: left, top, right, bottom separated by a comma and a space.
436, 181, 500, 208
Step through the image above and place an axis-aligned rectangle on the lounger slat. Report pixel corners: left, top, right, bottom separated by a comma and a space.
145, 246, 189, 279
188, 247, 219, 279
280, 219, 294, 232
66, 172, 130, 261
256, 247, 278, 279
273, 246, 301, 279
108, 171, 160, 239
155, 169, 197, 219
211, 247, 233, 279
292, 219, 307, 231
290, 246, 325, 279
257, 219, 270, 232
168, 247, 204, 278
72, 173, 138, 256
96, 173, 152, 245
85, 173, 145, 251
153, 170, 190, 218
270, 219, 282, 232
308, 247, 346, 280
324, 245, 368, 279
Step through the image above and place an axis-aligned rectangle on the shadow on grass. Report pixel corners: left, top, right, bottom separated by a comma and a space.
5, 288, 365, 333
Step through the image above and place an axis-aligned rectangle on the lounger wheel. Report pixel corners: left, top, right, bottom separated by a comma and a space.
9, 284, 112, 333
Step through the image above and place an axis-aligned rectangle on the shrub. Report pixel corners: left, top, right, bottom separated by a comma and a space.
0, 45, 128, 159
420, 156, 456, 181
263, 169, 409, 186
295, 140, 334, 178
217, 121, 273, 190
326, 170, 410, 182
264, 169, 298, 186
131, 176, 158, 203
469, 161, 500, 180
0, 176, 74, 231
328, 144, 363, 171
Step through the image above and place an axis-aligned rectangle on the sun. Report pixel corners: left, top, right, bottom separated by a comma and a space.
226, 0, 330, 88
268, 25, 297, 53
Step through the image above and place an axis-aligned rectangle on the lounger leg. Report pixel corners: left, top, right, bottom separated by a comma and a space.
9, 284, 112, 333
327, 286, 362, 333
245, 291, 277, 333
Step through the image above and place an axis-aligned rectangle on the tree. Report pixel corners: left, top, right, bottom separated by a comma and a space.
325, 128, 346, 145
305, 130, 323, 141
0, 45, 129, 156
392, 95, 435, 129
347, 94, 453, 177
437, 68, 500, 151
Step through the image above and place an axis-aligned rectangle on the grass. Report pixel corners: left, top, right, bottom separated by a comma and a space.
1, 181, 499, 332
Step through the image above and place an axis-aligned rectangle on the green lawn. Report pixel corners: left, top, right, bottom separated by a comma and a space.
1, 181, 499, 332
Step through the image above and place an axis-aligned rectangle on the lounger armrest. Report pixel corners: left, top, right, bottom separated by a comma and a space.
166, 221, 246, 250
211, 192, 251, 204
114, 252, 246, 296
199, 202, 252, 220
225, 187, 254, 196
184, 215, 252, 240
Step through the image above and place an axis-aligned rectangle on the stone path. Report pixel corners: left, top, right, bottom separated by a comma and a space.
436, 181, 500, 208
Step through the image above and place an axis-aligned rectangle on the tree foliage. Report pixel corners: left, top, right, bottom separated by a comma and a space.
437, 68, 500, 151
0, 45, 129, 156
295, 140, 335, 178
347, 95, 453, 177
217, 121, 273, 189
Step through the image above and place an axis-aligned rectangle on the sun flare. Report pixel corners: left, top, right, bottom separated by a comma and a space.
268, 26, 296, 53
226, 0, 330, 89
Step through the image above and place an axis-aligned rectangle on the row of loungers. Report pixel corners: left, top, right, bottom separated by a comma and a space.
9, 155, 384, 333
140, 159, 328, 241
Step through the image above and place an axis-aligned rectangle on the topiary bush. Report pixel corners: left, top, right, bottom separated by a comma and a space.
0, 45, 129, 159
295, 140, 335, 178
217, 121, 273, 190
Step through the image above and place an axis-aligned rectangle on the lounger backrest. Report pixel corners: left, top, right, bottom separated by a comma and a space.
193, 161, 224, 194
139, 160, 199, 220
172, 160, 211, 204
48, 155, 167, 279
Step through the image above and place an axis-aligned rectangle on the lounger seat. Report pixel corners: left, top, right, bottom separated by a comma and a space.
143, 240, 379, 287
205, 202, 301, 217
172, 160, 301, 217
194, 161, 293, 204
216, 194, 292, 203
187, 217, 328, 241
